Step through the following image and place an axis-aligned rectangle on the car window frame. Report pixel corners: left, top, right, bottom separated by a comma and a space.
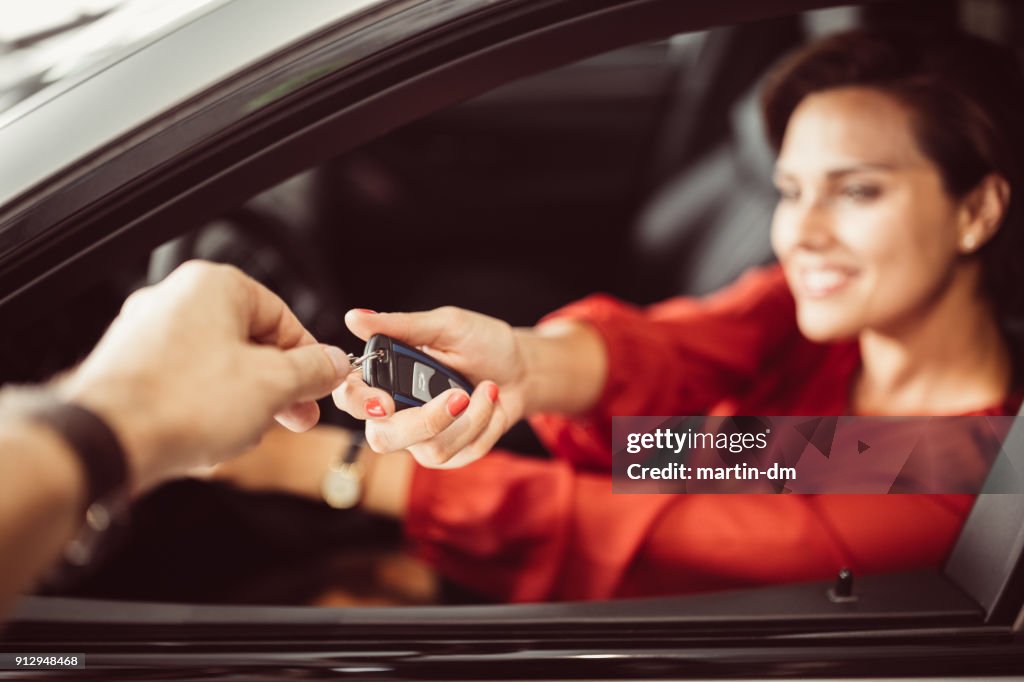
2, 0, 1024, 670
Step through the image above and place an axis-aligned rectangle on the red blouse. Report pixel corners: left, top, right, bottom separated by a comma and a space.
404, 266, 1020, 603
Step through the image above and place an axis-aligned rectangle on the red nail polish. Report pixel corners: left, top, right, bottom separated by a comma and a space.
365, 398, 386, 417
354, 308, 377, 315
487, 384, 500, 402
447, 393, 470, 417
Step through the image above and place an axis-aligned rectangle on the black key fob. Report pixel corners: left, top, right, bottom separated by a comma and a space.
362, 334, 473, 410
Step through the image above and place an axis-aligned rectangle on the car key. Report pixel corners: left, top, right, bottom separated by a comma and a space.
353, 334, 474, 410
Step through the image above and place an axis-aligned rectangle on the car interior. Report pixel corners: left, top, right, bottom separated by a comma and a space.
4, 0, 1024, 659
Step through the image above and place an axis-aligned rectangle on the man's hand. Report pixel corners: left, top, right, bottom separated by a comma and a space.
58, 260, 350, 492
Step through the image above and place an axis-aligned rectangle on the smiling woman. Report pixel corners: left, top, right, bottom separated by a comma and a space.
313, 26, 1024, 602
762, 29, 1023, 414
764, 29, 1024, 339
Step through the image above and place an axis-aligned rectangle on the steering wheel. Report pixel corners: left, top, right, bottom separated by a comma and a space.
148, 205, 347, 345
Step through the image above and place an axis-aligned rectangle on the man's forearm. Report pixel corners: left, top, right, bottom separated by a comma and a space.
0, 418, 85, 618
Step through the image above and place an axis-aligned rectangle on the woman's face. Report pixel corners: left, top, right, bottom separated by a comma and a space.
770, 86, 967, 342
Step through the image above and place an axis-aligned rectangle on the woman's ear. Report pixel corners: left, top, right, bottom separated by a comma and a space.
958, 173, 1010, 253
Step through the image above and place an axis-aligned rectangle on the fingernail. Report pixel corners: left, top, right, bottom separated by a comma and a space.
365, 398, 387, 418
353, 308, 377, 315
447, 392, 470, 417
324, 345, 350, 378
487, 383, 500, 403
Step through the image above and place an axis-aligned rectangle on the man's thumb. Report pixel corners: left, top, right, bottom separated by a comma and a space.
279, 344, 350, 403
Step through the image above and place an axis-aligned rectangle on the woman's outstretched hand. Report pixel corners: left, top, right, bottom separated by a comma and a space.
333, 307, 530, 468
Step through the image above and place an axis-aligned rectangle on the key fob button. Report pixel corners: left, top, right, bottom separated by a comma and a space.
430, 371, 454, 397
411, 362, 436, 402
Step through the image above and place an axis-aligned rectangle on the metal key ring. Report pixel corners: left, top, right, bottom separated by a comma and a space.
346, 349, 384, 372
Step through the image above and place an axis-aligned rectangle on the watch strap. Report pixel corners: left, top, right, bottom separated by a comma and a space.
29, 401, 129, 514
342, 432, 366, 465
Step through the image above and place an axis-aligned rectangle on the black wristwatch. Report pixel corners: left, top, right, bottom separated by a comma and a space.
26, 397, 131, 567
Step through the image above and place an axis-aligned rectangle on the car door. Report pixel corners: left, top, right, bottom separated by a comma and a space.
2, 0, 1024, 679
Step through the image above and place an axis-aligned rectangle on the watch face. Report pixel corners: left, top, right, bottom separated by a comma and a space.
322, 468, 361, 509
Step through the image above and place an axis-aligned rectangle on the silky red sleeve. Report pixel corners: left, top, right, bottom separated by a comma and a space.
529, 265, 799, 471
405, 452, 678, 602
405, 452, 972, 602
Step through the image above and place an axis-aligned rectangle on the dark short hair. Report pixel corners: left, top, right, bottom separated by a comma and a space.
761, 29, 1024, 331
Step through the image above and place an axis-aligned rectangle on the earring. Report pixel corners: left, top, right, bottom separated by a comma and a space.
963, 234, 978, 251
